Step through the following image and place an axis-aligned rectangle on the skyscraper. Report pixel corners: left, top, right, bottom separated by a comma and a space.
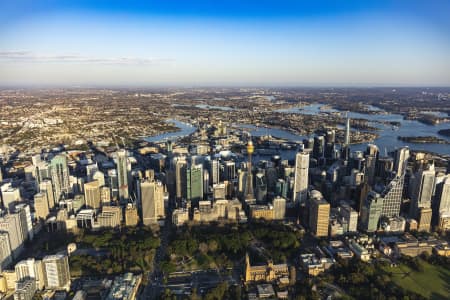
255, 172, 267, 203
0, 232, 12, 272
313, 136, 325, 159
365, 144, 378, 185
50, 155, 71, 201
309, 190, 330, 237
186, 164, 203, 206
84, 180, 101, 209
410, 164, 435, 218
293, 152, 309, 203
34, 193, 49, 220
175, 157, 187, 200
0, 213, 25, 259
210, 158, 220, 185
140, 180, 165, 225
360, 191, 384, 232
15, 204, 33, 241
437, 175, 450, 213
15, 258, 45, 290
243, 141, 255, 201
115, 149, 129, 202
42, 254, 71, 291
380, 176, 404, 218
394, 147, 410, 177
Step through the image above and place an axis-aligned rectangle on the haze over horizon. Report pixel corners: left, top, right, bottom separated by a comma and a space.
1, 0, 450, 87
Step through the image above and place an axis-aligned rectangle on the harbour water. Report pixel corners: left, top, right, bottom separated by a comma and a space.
276, 103, 450, 155
144, 119, 196, 143
145, 104, 450, 156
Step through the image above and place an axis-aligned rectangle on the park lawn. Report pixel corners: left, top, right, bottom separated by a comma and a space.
383, 259, 450, 300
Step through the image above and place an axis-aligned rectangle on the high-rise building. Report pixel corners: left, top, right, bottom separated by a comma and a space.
309, 190, 330, 237
84, 180, 101, 209
115, 149, 129, 202
255, 172, 267, 203
175, 158, 187, 200
273, 196, 286, 220
140, 180, 165, 225
14, 204, 33, 241
1, 185, 21, 212
360, 191, 383, 232
380, 176, 404, 217
344, 116, 351, 146
15, 258, 45, 290
85, 164, 99, 182
313, 136, 325, 159
39, 180, 55, 210
97, 206, 122, 228
107, 169, 119, 201
92, 170, 105, 187
417, 207, 432, 232
100, 186, 111, 206
0, 213, 25, 259
50, 155, 71, 201
14, 279, 36, 300
394, 147, 410, 177
210, 159, 220, 185
42, 254, 70, 291
365, 144, 378, 185
0, 232, 12, 272
410, 164, 435, 218
437, 175, 450, 213
203, 169, 209, 195
224, 161, 236, 181
125, 204, 139, 226
339, 204, 358, 232
186, 164, 203, 206
34, 193, 49, 220
293, 152, 309, 203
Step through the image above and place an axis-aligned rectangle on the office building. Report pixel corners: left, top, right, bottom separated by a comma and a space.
50, 155, 71, 201
1, 185, 20, 212
98, 206, 121, 228
125, 204, 139, 226
42, 254, 70, 290
39, 180, 56, 210
140, 180, 165, 226
360, 191, 383, 232
186, 164, 203, 206
14, 279, 36, 300
115, 149, 129, 202
210, 159, 220, 185
339, 204, 358, 232
34, 193, 49, 220
0, 213, 25, 259
394, 147, 410, 177
380, 176, 404, 218
100, 186, 111, 206
15, 204, 33, 241
273, 196, 286, 220
309, 190, 330, 237
175, 158, 187, 200
15, 258, 45, 290
293, 152, 309, 203
84, 180, 101, 209
410, 165, 435, 218
0, 232, 12, 272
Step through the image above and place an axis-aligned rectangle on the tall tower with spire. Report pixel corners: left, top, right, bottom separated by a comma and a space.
342, 113, 351, 160
244, 140, 255, 202
344, 112, 350, 146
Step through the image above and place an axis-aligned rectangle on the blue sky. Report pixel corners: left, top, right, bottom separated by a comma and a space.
0, 1, 449, 87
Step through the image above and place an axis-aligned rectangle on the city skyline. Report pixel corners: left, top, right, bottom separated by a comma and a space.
1, 0, 450, 87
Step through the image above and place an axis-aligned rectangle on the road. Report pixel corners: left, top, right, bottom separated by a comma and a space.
139, 210, 172, 299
